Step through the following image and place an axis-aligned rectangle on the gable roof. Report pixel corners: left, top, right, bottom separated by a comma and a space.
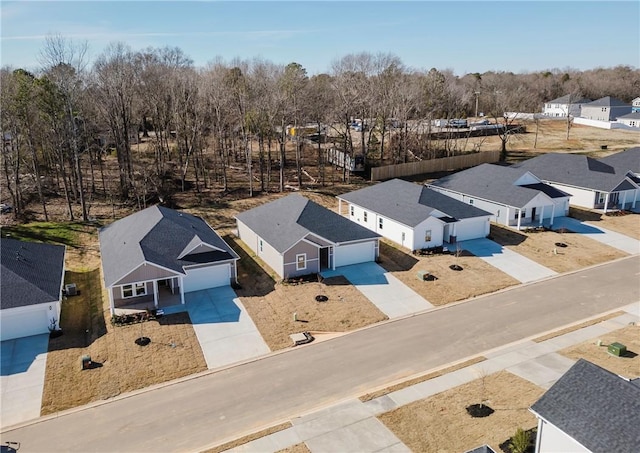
547, 94, 591, 105
583, 96, 631, 108
530, 359, 640, 453
617, 111, 640, 120
337, 179, 492, 227
599, 147, 640, 174
428, 164, 567, 208
514, 153, 636, 192
99, 205, 238, 287
1, 238, 65, 309
235, 194, 379, 253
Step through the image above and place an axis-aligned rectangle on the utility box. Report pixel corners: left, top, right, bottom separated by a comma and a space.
65, 283, 77, 296
608, 342, 626, 357
81, 355, 92, 370
417, 270, 431, 281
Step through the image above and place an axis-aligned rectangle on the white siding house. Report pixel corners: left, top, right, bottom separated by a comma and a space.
542, 94, 591, 118
580, 96, 631, 121
631, 96, 640, 112
616, 111, 640, 128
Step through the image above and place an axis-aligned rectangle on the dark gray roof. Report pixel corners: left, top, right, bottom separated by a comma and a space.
235, 194, 379, 253
584, 96, 630, 107
337, 179, 492, 227
599, 147, 640, 174
530, 359, 640, 453
99, 205, 238, 287
514, 153, 635, 192
547, 94, 591, 104
1, 238, 65, 309
429, 164, 563, 208
617, 112, 640, 120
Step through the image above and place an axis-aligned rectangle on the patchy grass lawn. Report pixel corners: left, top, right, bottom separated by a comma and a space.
489, 224, 627, 273
378, 241, 519, 305
570, 207, 640, 240
379, 371, 545, 453
559, 325, 640, 379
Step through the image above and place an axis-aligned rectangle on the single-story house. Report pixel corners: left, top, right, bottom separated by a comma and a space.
580, 96, 631, 121
336, 178, 492, 250
427, 164, 571, 229
1, 238, 65, 341
542, 94, 591, 118
616, 111, 640, 128
99, 205, 239, 314
514, 152, 640, 212
530, 359, 640, 453
235, 194, 380, 279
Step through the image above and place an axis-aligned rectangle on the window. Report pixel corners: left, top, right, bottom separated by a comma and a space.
469, 199, 474, 205
515, 209, 526, 219
401, 232, 405, 242
364, 211, 368, 222
122, 282, 146, 298
350, 206, 354, 216
425, 230, 432, 242
296, 254, 307, 271
378, 218, 384, 229
259, 239, 263, 252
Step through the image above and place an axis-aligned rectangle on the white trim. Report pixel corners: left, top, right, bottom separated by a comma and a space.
182, 258, 238, 270
296, 253, 307, 271
110, 261, 183, 288
121, 282, 147, 299
177, 240, 224, 259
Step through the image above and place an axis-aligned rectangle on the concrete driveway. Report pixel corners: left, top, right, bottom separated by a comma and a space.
459, 238, 557, 283
552, 217, 640, 255
181, 286, 270, 370
0, 334, 49, 428
321, 262, 434, 318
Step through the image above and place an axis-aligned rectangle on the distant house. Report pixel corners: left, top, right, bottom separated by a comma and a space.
427, 164, 570, 230
236, 194, 380, 279
514, 152, 640, 212
336, 178, 492, 251
580, 96, 631, 121
0, 238, 66, 341
530, 359, 640, 453
542, 94, 591, 118
631, 97, 640, 113
616, 111, 640, 128
99, 205, 239, 315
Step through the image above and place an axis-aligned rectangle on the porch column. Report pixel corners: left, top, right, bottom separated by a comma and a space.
153, 280, 158, 308
108, 287, 115, 315
604, 192, 610, 212
504, 207, 509, 226
550, 204, 555, 227
633, 190, 638, 209
621, 191, 627, 210
539, 205, 544, 227
332, 246, 336, 270
516, 208, 522, 230
180, 276, 185, 305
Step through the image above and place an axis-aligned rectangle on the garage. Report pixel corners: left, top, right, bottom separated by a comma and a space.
333, 241, 377, 268
183, 264, 231, 293
455, 217, 491, 242
0, 305, 53, 341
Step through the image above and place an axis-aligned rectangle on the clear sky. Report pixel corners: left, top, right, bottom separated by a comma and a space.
1, 1, 639, 75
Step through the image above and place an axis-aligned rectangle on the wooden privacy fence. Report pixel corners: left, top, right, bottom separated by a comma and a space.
370, 150, 500, 181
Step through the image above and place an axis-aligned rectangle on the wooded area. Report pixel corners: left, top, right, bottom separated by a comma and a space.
2, 36, 638, 222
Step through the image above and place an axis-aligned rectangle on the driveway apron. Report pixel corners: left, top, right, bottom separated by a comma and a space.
552, 217, 640, 255
321, 262, 434, 318
184, 287, 270, 370
459, 238, 557, 283
0, 334, 49, 428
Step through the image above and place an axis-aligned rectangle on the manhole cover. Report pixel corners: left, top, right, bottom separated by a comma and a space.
315, 295, 328, 302
135, 337, 151, 346
555, 242, 568, 248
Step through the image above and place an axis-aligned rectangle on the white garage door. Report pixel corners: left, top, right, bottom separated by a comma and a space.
456, 217, 489, 241
183, 265, 230, 293
334, 241, 376, 268
0, 307, 49, 341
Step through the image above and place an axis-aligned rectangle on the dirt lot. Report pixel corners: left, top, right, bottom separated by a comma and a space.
569, 207, 640, 240
379, 370, 545, 453
489, 224, 628, 273
378, 241, 519, 305
559, 325, 640, 379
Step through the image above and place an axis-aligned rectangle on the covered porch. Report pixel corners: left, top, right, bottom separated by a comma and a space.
110, 277, 185, 315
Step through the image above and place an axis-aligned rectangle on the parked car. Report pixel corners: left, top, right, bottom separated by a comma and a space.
449, 119, 468, 128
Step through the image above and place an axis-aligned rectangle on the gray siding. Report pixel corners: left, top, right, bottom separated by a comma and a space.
111, 281, 154, 308
283, 241, 320, 278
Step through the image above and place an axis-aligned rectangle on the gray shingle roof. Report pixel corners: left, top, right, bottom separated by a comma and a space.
1, 238, 65, 309
337, 179, 492, 227
428, 164, 564, 208
514, 153, 636, 192
547, 94, 591, 104
99, 205, 238, 287
584, 96, 631, 107
235, 194, 379, 253
599, 147, 640, 174
530, 359, 640, 453
617, 112, 640, 120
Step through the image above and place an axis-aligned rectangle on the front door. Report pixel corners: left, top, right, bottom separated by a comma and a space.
320, 247, 329, 270
531, 207, 537, 222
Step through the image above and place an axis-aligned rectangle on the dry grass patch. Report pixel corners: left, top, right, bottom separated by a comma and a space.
379, 371, 545, 453
489, 224, 627, 273
570, 207, 640, 240
275, 444, 311, 453
360, 356, 486, 402
378, 241, 519, 305
533, 311, 626, 343
559, 325, 640, 379
203, 422, 292, 453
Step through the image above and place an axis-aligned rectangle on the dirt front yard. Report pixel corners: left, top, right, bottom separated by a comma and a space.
489, 224, 627, 273
378, 241, 519, 305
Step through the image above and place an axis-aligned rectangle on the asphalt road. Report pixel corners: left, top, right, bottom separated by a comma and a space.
2, 256, 639, 452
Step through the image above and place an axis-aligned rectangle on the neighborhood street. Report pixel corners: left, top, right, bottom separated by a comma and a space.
2, 256, 639, 453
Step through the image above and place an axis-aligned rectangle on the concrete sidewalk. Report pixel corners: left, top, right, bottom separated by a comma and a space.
552, 217, 640, 255
227, 303, 639, 453
458, 238, 557, 283
321, 262, 434, 318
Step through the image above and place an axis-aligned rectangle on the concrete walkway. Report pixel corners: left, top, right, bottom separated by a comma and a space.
459, 238, 557, 283
552, 217, 640, 255
229, 303, 639, 453
165, 287, 270, 370
321, 262, 434, 318
0, 334, 49, 429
